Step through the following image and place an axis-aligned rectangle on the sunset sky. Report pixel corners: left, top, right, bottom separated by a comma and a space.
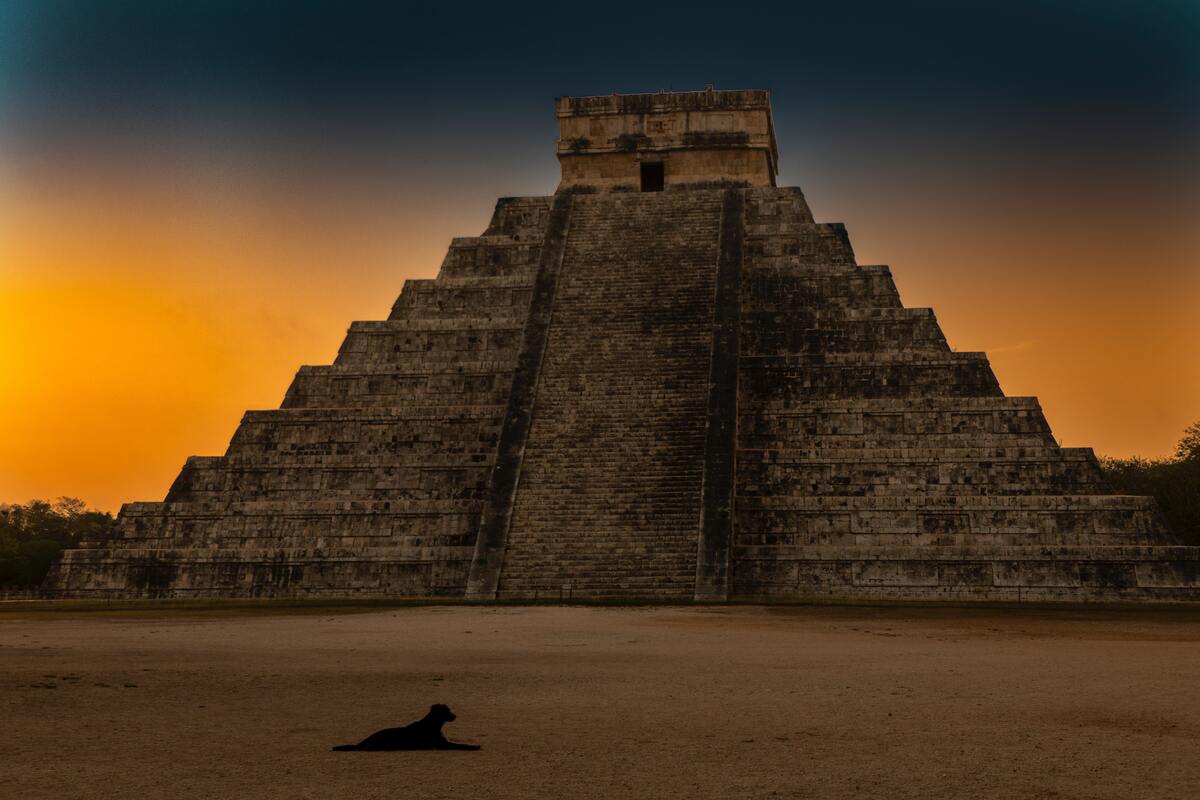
2, 1, 1197, 512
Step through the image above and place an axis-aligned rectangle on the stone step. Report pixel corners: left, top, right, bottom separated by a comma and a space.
171, 486, 491, 503
239, 405, 507, 423
171, 465, 491, 496
226, 440, 500, 459
114, 500, 482, 520
498, 588, 693, 600
164, 452, 495, 502
209, 453, 501, 468
743, 220, 854, 237
748, 303, 906, 320
743, 187, 815, 224
748, 307, 935, 322
748, 350, 993, 366
733, 492, 1171, 546
740, 354, 1003, 400
289, 361, 517, 379
281, 365, 514, 409
505, 552, 697, 564
501, 575, 695, 586
743, 261, 895, 285
500, 568, 697, 580
739, 455, 1106, 492
740, 432, 1054, 449
503, 565, 696, 577
436, 235, 543, 280
229, 413, 501, 454
428, 275, 537, 289
735, 530, 1173, 549
346, 318, 526, 332
105, 532, 479, 552
736, 494, 1169, 538
479, 196, 554, 239
730, 545, 1200, 600
745, 263, 892, 278
334, 323, 522, 367
736, 494, 1161, 511
742, 313, 949, 355
743, 222, 855, 266
735, 543, 1200, 560
388, 279, 533, 321
744, 291, 903, 313
740, 396, 1044, 415
52, 546, 475, 598
58, 545, 478, 560
740, 401, 1051, 440
737, 445, 1095, 462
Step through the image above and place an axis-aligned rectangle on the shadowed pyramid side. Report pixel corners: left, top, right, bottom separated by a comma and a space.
730, 187, 1195, 600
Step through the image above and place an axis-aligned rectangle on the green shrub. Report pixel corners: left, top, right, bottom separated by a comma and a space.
1101, 422, 1200, 546
0, 498, 115, 589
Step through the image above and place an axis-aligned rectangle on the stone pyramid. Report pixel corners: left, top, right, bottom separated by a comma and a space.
52, 89, 1199, 601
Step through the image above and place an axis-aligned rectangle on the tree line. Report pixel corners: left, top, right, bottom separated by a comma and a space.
0, 498, 115, 589
1100, 421, 1200, 547
1, 421, 1197, 589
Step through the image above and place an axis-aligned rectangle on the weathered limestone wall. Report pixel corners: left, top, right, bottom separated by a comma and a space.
495, 191, 726, 599
556, 88, 777, 191
729, 187, 1196, 601
558, 149, 774, 192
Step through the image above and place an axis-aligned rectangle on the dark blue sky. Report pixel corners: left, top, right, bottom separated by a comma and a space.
5, 0, 1196, 220
4, 1, 1198, 146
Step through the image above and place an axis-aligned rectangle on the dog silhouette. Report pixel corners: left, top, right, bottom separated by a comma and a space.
332, 703, 481, 751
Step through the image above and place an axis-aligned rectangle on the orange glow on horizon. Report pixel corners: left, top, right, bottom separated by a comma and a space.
2, 153, 1197, 512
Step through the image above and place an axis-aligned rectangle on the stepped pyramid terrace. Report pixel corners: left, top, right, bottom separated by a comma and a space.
50, 88, 1199, 601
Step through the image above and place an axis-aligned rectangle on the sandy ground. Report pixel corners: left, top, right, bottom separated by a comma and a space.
2, 603, 1198, 800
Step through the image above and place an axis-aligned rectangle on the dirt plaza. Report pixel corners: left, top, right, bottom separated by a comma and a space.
2, 603, 1198, 799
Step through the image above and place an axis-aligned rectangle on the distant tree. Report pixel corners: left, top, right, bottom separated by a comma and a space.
0, 498, 115, 590
1176, 421, 1200, 461
1100, 421, 1200, 547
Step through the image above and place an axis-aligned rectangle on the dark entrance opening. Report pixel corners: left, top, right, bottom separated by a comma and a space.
640, 162, 665, 192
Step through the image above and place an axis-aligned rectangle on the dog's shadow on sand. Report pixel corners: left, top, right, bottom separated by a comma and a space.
332, 704, 480, 751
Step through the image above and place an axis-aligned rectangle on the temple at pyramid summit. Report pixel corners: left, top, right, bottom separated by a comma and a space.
51, 88, 1199, 601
